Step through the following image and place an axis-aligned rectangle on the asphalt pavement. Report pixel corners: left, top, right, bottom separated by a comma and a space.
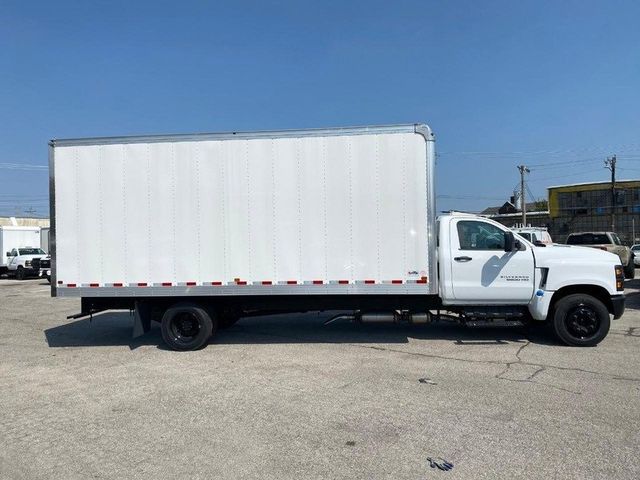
1, 278, 639, 479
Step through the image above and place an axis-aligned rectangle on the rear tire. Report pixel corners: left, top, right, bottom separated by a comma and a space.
161, 302, 216, 351
624, 258, 635, 279
551, 294, 610, 346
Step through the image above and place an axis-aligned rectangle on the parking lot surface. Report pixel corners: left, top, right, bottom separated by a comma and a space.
1, 278, 639, 479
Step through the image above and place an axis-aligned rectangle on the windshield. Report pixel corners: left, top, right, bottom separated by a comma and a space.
19, 248, 45, 255
632, 245, 640, 251
567, 234, 610, 245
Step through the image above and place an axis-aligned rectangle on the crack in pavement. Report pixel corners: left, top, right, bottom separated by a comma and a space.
493, 342, 582, 395
232, 328, 640, 386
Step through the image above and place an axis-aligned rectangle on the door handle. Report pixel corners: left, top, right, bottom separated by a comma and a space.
454, 256, 472, 262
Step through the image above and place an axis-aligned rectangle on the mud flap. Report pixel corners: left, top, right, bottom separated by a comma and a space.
132, 301, 152, 338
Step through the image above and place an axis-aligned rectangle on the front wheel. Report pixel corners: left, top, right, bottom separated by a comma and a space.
15, 267, 26, 280
551, 294, 610, 347
161, 303, 216, 351
624, 258, 635, 279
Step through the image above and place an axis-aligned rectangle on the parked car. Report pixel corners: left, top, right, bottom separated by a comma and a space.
6, 247, 47, 280
632, 245, 640, 266
566, 232, 635, 279
512, 227, 553, 246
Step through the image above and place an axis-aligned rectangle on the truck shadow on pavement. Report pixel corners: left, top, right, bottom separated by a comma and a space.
44, 311, 557, 350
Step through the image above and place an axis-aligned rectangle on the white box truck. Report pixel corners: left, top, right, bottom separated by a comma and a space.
0, 226, 43, 278
49, 124, 625, 350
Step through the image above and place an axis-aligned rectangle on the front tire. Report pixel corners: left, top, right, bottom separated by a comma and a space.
161, 303, 216, 351
624, 257, 635, 279
551, 294, 610, 346
16, 267, 25, 280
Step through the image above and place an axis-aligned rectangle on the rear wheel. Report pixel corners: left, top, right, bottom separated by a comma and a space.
551, 294, 610, 346
161, 303, 216, 351
624, 257, 635, 279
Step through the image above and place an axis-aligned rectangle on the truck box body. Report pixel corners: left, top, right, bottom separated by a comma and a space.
1, 226, 41, 268
50, 124, 436, 297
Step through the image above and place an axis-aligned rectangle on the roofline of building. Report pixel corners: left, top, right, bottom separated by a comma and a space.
547, 179, 640, 190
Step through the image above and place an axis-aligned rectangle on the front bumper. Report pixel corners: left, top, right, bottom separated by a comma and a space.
611, 295, 625, 319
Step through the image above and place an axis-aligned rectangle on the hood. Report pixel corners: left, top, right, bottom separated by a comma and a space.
19, 254, 45, 261
532, 243, 620, 268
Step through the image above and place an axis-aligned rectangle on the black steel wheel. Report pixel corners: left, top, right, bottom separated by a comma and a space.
16, 267, 25, 280
552, 294, 610, 346
161, 303, 216, 351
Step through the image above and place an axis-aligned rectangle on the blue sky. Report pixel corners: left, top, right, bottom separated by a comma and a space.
2, 0, 640, 216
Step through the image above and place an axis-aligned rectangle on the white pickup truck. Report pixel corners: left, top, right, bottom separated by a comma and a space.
50, 123, 625, 350
6, 247, 47, 280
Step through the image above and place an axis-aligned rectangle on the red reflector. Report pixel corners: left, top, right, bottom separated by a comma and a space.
262, 281, 272, 285
287, 280, 297, 285
391, 280, 402, 284
67, 283, 76, 288
237, 281, 247, 285
186, 282, 196, 286
338, 280, 349, 284
113, 283, 123, 287
89, 283, 99, 288
211, 281, 222, 286
417, 279, 427, 284
364, 280, 375, 284
137, 282, 147, 287
313, 280, 323, 285
162, 282, 172, 287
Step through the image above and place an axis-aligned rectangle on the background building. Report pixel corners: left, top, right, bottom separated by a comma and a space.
548, 180, 640, 244
483, 179, 640, 245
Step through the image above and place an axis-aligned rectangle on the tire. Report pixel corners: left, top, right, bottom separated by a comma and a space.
161, 302, 216, 351
551, 294, 610, 347
16, 267, 25, 281
624, 257, 635, 279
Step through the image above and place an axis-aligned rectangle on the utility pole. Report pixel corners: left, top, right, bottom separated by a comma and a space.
518, 165, 530, 225
605, 155, 617, 232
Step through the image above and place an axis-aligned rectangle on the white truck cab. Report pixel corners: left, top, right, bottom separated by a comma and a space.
438, 213, 624, 345
6, 247, 47, 280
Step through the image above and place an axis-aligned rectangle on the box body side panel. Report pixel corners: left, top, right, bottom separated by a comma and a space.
54, 130, 433, 294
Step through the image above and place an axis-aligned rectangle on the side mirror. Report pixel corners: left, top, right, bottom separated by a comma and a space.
504, 231, 515, 252
6, 251, 12, 257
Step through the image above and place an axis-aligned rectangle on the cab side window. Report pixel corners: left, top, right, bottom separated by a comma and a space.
612, 234, 622, 246
457, 221, 505, 250
10, 249, 17, 257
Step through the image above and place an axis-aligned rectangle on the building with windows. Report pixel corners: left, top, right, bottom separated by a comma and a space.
482, 180, 640, 245
548, 180, 640, 244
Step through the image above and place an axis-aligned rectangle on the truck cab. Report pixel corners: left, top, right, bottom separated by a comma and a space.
437, 213, 624, 346
6, 247, 47, 280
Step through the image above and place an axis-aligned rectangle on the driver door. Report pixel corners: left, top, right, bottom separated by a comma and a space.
450, 219, 534, 303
